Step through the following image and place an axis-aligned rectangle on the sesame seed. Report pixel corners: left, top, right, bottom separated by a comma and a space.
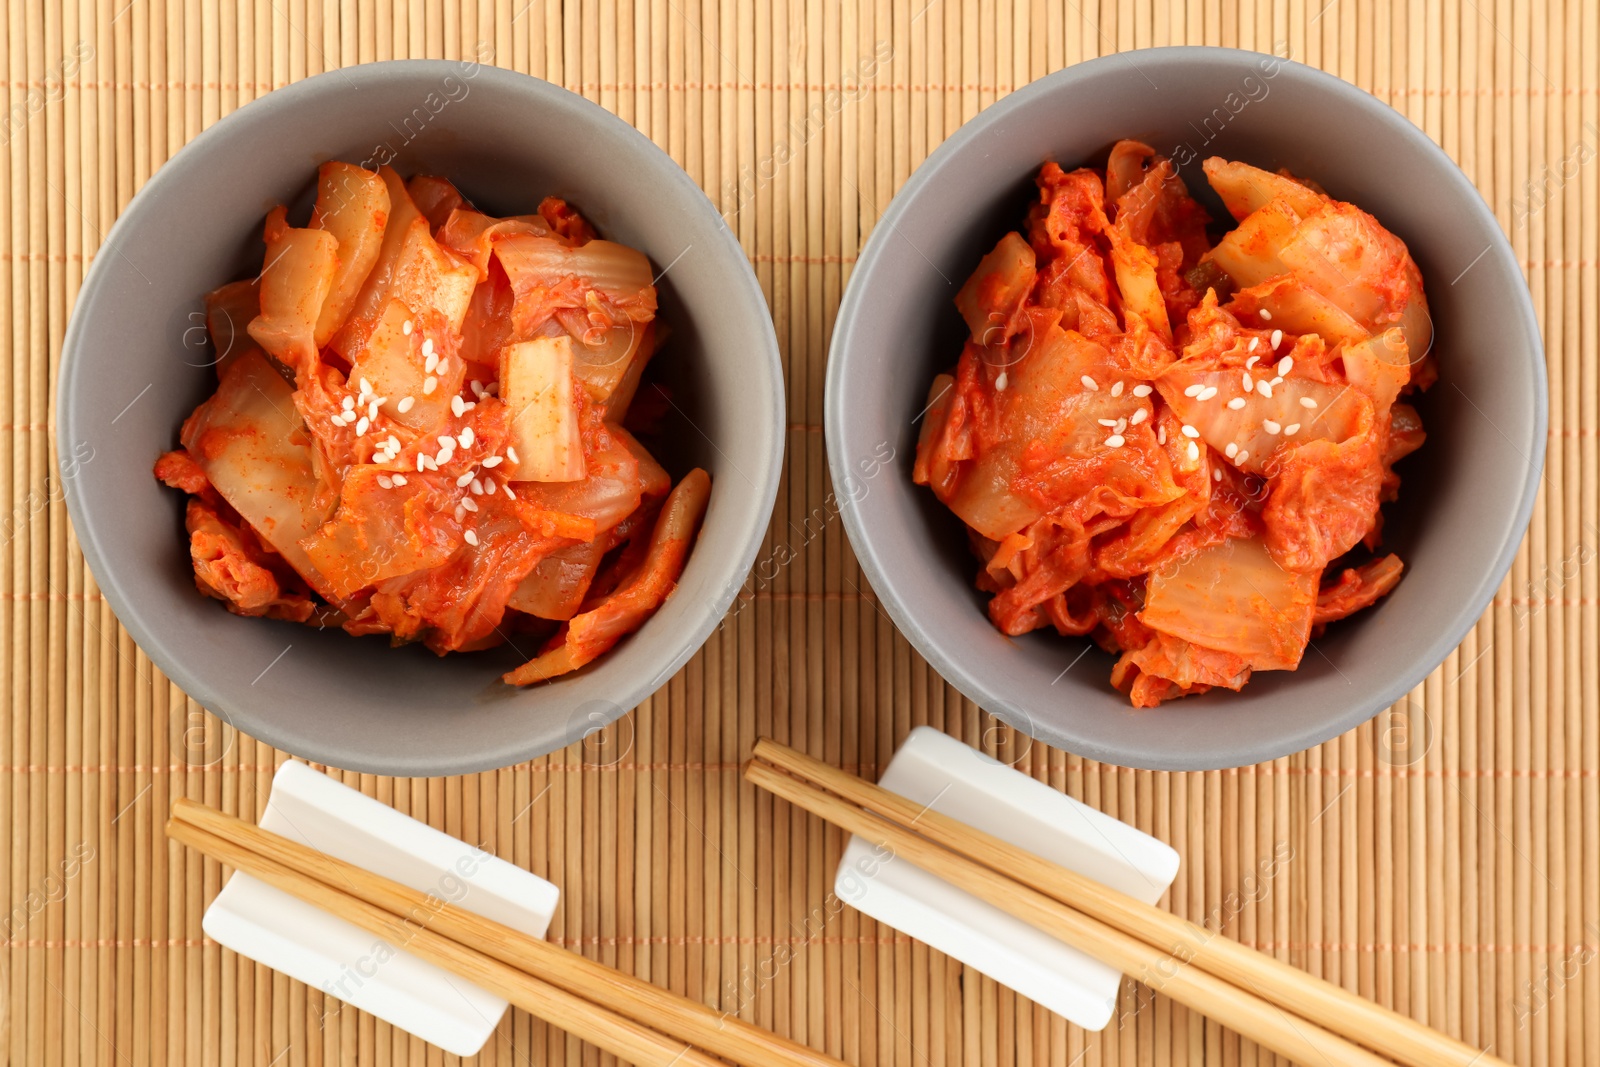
423, 376, 438, 395
1158, 426, 1167, 445
1132, 384, 1153, 397
1243, 372, 1254, 390
470, 380, 487, 399
1110, 380, 1124, 397
1130, 409, 1147, 425
358, 377, 372, 395
417, 454, 426, 472
503, 484, 516, 500
1270, 329, 1283, 349
1181, 424, 1199, 439
1227, 397, 1247, 410
1236, 449, 1250, 465
470, 479, 484, 495
330, 414, 346, 427
1225, 442, 1238, 458
1246, 355, 1260, 369
1197, 386, 1218, 401
1257, 381, 1273, 399
435, 447, 451, 465
1098, 418, 1119, 428
1300, 396, 1318, 409
1115, 417, 1128, 432
368, 400, 380, 421
1277, 356, 1293, 375
1284, 423, 1301, 436
1259, 309, 1272, 321
482, 455, 503, 468
455, 470, 475, 488
1184, 383, 1205, 397
459, 427, 475, 448
1106, 435, 1125, 448
1213, 468, 1222, 482
454, 504, 466, 522
438, 435, 456, 449
1080, 375, 1098, 391
995, 370, 1008, 391
464, 529, 479, 547
421, 338, 435, 357
422, 456, 438, 471
1270, 376, 1284, 387
506, 445, 519, 464
1263, 420, 1282, 435
425, 352, 440, 374
341, 396, 355, 411
355, 417, 370, 436
386, 435, 400, 451
486, 382, 499, 395
1186, 440, 1200, 461
1248, 338, 1260, 352
461, 496, 479, 513
402, 320, 413, 335
377, 474, 393, 489
397, 396, 415, 414
392, 474, 407, 486
484, 478, 496, 494
451, 395, 466, 418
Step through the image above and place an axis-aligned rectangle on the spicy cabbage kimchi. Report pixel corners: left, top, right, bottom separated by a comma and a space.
156, 162, 710, 685
913, 142, 1431, 706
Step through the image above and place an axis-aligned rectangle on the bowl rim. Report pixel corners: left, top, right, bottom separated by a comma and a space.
825, 45, 1548, 771
58, 59, 785, 776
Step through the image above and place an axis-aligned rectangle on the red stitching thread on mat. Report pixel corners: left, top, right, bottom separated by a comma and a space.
10, 81, 1600, 96
1, 593, 105, 602
3, 764, 1592, 779
546, 934, 919, 947
4, 937, 1595, 953
748, 254, 858, 264
0, 761, 887, 774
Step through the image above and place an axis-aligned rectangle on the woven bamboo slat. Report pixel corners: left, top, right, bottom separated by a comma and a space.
1, 1, 1595, 1064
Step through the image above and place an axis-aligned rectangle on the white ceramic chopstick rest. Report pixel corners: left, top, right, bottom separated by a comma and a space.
834, 726, 1180, 1030
202, 761, 560, 1057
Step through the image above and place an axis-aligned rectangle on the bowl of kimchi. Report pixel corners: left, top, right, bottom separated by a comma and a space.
58, 61, 783, 776
826, 47, 1545, 770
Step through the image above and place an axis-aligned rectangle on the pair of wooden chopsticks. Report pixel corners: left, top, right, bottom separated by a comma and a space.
167, 799, 846, 1067
745, 739, 1509, 1067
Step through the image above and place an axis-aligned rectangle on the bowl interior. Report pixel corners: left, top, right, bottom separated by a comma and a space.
828, 48, 1545, 771
60, 61, 782, 776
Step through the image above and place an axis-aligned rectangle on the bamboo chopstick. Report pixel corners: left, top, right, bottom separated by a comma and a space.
166, 798, 848, 1067
749, 739, 1509, 1067
743, 756, 1395, 1067
166, 814, 718, 1067
745, 741, 1530, 1067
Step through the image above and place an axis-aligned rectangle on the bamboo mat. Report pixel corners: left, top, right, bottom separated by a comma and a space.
3, 1, 1596, 1065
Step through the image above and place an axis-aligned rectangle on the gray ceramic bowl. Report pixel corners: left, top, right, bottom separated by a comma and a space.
827, 47, 1545, 771
59, 61, 782, 776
